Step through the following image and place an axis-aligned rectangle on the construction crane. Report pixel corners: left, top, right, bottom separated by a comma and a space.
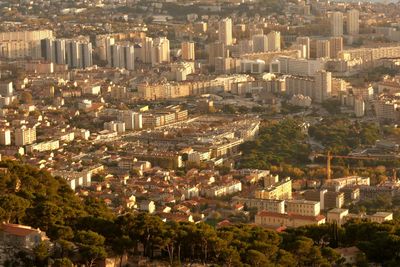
311, 151, 390, 181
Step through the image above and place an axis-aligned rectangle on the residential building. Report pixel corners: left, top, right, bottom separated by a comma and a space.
296, 37, 310, 59
326, 208, 349, 225
139, 200, 156, 214
255, 177, 292, 200
314, 70, 332, 103
151, 37, 170, 65
108, 43, 135, 70
267, 31, 281, 52
0, 30, 53, 59
255, 211, 326, 228
285, 199, 320, 217
0, 223, 49, 251
329, 37, 343, 59
65, 40, 93, 69
0, 129, 11, 145
327, 209, 393, 225
316, 39, 330, 58
231, 196, 285, 213
202, 180, 242, 197
118, 110, 142, 130
252, 34, 268, 53
181, 42, 195, 61
219, 18, 233, 46
25, 140, 60, 153
330, 12, 344, 37
304, 189, 345, 210
14, 127, 36, 146
354, 97, 365, 117
347, 9, 360, 35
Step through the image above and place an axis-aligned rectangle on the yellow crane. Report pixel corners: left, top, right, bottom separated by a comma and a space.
312, 151, 385, 181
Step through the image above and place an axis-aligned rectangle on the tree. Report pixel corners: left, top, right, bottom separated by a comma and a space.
75, 230, 107, 267
33, 242, 50, 266
117, 212, 165, 258
53, 258, 74, 267
246, 249, 270, 266
112, 236, 134, 267
20, 91, 33, 104
26, 201, 64, 232
0, 194, 30, 223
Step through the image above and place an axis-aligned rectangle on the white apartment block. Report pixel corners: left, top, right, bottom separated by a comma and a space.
0, 129, 11, 146
219, 18, 233, 46
25, 140, 60, 153
14, 127, 36, 146
286, 199, 320, 217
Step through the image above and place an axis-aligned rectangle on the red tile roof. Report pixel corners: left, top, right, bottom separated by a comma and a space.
1, 223, 40, 237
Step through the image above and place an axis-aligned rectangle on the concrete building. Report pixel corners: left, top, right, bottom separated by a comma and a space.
270, 56, 325, 76
255, 211, 326, 229
65, 40, 93, 69
0, 30, 53, 59
0, 82, 13, 96
203, 180, 242, 198
108, 43, 135, 70
330, 12, 344, 37
286, 199, 320, 217
252, 34, 268, 53
238, 39, 254, 55
118, 110, 142, 130
255, 177, 292, 200
267, 31, 281, 52
329, 37, 343, 59
354, 97, 365, 117
231, 196, 285, 213
296, 37, 310, 59
324, 176, 370, 190
181, 41, 195, 61
346, 9, 360, 35
327, 208, 349, 225
316, 40, 330, 58
339, 45, 400, 64
41, 38, 66, 65
53, 170, 92, 191
14, 127, 36, 146
104, 121, 126, 133
304, 189, 345, 210
374, 99, 400, 122
25, 140, 60, 153
327, 209, 392, 225
207, 41, 226, 66
314, 70, 332, 103
139, 200, 156, 214
219, 18, 233, 46
0, 129, 11, 145
151, 37, 170, 65
142, 37, 153, 64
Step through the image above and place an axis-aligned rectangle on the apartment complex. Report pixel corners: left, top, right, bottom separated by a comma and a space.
255, 177, 292, 200
14, 127, 36, 146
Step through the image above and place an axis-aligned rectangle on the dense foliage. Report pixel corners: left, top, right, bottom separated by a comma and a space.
1, 161, 400, 266
239, 119, 311, 169
309, 118, 381, 155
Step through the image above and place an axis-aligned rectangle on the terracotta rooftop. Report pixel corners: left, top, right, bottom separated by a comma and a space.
1, 223, 41, 237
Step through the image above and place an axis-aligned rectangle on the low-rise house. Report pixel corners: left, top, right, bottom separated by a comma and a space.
0, 223, 49, 251
327, 209, 393, 225
139, 200, 156, 214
